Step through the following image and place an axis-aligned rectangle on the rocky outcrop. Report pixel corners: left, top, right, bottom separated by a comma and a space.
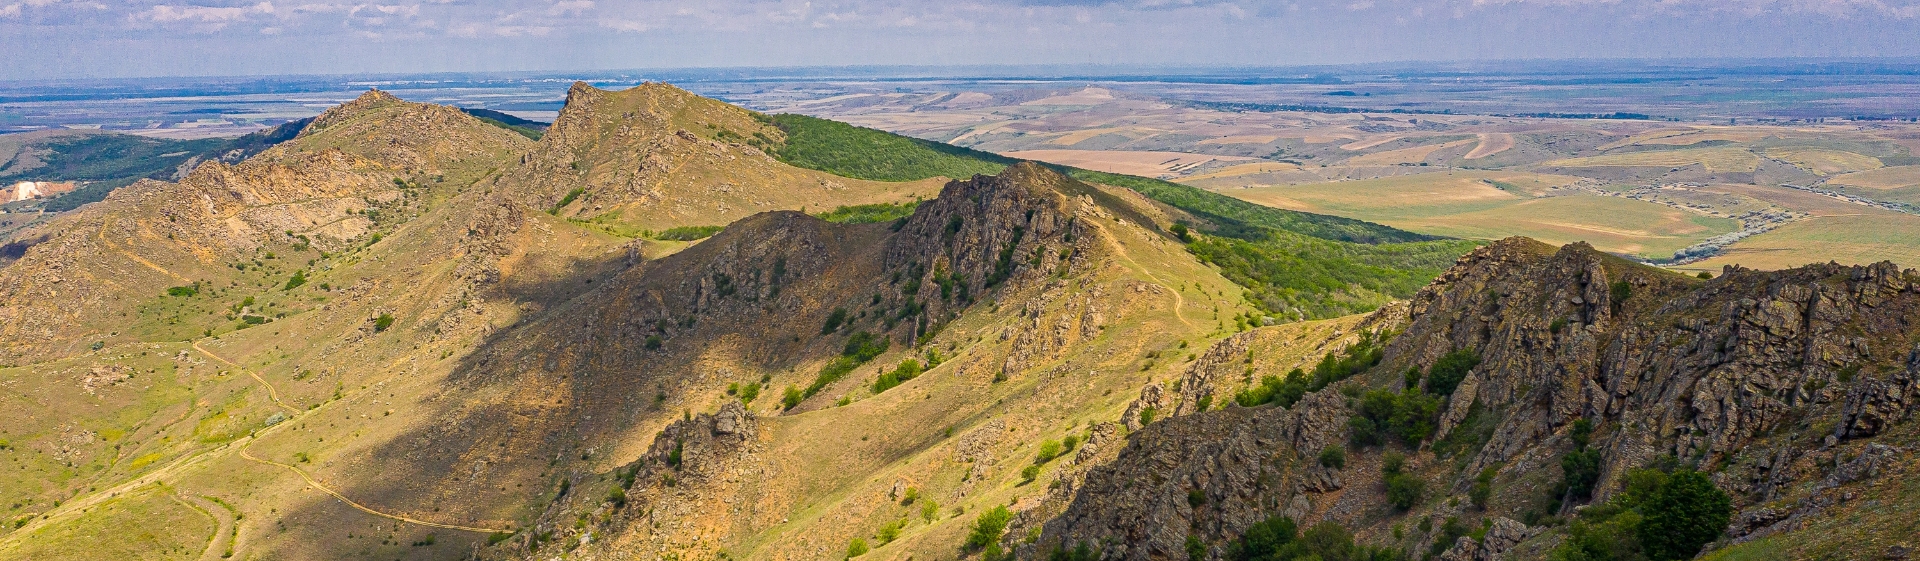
1036, 237, 1920, 559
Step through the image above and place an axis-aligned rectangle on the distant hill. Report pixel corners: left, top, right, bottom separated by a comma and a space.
0, 119, 310, 212
459, 108, 547, 140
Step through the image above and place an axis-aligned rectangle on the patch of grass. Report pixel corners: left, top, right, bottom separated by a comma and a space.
765, 113, 1013, 182
815, 201, 920, 224
653, 225, 723, 241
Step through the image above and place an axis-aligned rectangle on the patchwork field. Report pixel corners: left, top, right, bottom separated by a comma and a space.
1680, 211, 1920, 272
1828, 165, 1920, 189
1765, 147, 1884, 175
1542, 146, 1762, 172
1003, 149, 1256, 177
1221, 171, 1734, 258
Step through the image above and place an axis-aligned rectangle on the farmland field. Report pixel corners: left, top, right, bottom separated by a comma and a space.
1542, 147, 1762, 172
1828, 166, 1920, 189
1222, 171, 1734, 258
1764, 147, 1884, 175
1681, 211, 1920, 272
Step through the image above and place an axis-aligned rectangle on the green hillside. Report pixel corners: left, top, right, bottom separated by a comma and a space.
762, 112, 1480, 319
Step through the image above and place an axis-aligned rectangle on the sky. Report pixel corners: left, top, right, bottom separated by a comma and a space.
2, 0, 1919, 79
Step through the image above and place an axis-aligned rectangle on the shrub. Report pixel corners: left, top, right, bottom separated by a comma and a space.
871, 359, 923, 393
822, 308, 849, 334
847, 537, 869, 557
1425, 348, 1480, 396
1048, 542, 1101, 561
1350, 388, 1441, 447
1318, 446, 1346, 469
1386, 473, 1425, 511
1188, 488, 1207, 508
1637, 470, 1732, 561
1170, 223, 1193, 243
606, 485, 627, 508
550, 188, 584, 214
781, 385, 804, 409
920, 499, 939, 523
373, 313, 395, 332
901, 486, 919, 505
1470, 468, 1496, 510
877, 518, 906, 544
654, 225, 723, 241
1186, 535, 1207, 561
1063, 434, 1081, 454
1139, 406, 1158, 426
1696, 271, 1712, 280
1609, 280, 1633, 311
1429, 517, 1470, 558
964, 506, 1012, 551
1021, 465, 1041, 484
807, 331, 891, 398
167, 284, 199, 297
282, 270, 307, 291
736, 382, 761, 404
1036, 439, 1064, 464
644, 335, 662, 350
815, 201, 921, 224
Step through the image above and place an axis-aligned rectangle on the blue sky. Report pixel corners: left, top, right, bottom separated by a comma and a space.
3, 0, 1919, 79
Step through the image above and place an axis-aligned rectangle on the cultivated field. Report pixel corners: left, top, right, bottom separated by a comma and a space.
1004, 149, 1256, 177
1681, 211, 1920, 272
1542, 147, 1762, 172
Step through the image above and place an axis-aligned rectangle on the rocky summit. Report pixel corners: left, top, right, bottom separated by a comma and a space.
1, 85, 1917, 561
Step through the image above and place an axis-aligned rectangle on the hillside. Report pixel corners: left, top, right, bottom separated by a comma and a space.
1027, 238, 1920, 561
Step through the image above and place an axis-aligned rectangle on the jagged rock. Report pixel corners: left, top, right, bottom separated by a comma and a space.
1439, 518, 1534, 561
1123, 382, 1169, 432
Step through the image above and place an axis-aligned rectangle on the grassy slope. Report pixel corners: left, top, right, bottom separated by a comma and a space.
763, 113, 1479, 319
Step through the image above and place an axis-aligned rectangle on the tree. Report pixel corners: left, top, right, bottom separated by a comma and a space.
1425, 348, 1480, 396
1636, 470, 1732, 561
965, 505, 1012, 551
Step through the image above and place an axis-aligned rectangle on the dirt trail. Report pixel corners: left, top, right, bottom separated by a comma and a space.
236, 447, 508, 534
193, 340, 299, 414
173, 493, 235, 561
96, 217, 189, 284
1098, 225, 1193, 329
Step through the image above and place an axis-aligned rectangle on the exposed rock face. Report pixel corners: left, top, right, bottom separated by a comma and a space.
1438, 517, 1534, 561
1036, 237, 1920, 559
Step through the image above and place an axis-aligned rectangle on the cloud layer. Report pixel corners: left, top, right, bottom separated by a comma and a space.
2, 0, 1918, 78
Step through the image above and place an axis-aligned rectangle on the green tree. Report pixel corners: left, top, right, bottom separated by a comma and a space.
1636, 470, 1732, 561
964, 506, 1012, 551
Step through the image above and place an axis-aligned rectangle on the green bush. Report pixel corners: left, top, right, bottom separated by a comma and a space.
1561, 419, 1603, 503
964, 506, 1013, 551
822, 307, 849, 334
1349, 387, 1441, 447
871, 358, 923, 393
1425, 348, 1481, 396
1139, 406, 1158, 426
1470, 467, 1496, 510
1548, 466, 1732, 561
807, 331, 891, 398
877, 518, 906, 544
373, 313, 395, 332
1225, 515, 1404, 561
1021, 465, 1041, 484
815, 201, 921, 224
847, 537, 869, 557
1637, 470, 1732, 561
920, 499, 939, 523
282, 270, 307, 291
653, 225, 723, 241
1319, 446, 1346, 469
167, 284, 199, 297
550, 188, 585, 215
1187, 535, 1208, 561
1036, 439, 1064, 464
1382, 452, 1424, 511
781, 385, 804, 409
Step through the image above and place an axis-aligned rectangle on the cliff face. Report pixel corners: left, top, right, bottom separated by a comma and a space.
1038, 238, 1920, 559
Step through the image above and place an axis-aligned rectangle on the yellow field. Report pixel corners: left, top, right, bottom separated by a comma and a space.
1596, 127, 1775, 150
1340, 135, 1405, 151
1048, 126, 1154, 146
1827, 166, 1920, 189
1003, 149, 1255, 176
1222, 171, 1722, 257
1543, 147, 1761, 172
1465, 133, 1515, 159
1764, 147, 1883, 175
1179, 161, 1309, 181
1197, 134, 1282, 145
1680, 211, 1920, 272
1345, 139, 1475, 165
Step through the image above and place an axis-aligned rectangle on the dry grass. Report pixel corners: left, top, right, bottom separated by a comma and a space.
1681, 211, 1920, 271
1543, 147, 1761, 172
1344, 139, 1475, 166
1003, 149, 1256, 177
1464, 133, 1515, 159
1827, 165, 1920, 189
1764, 147, 1883, 175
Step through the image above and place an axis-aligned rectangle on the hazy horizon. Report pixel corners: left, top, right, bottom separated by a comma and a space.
4, 0, 1919, 80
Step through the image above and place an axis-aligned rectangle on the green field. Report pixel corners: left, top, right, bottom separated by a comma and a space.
1682, 211, 1920, 272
